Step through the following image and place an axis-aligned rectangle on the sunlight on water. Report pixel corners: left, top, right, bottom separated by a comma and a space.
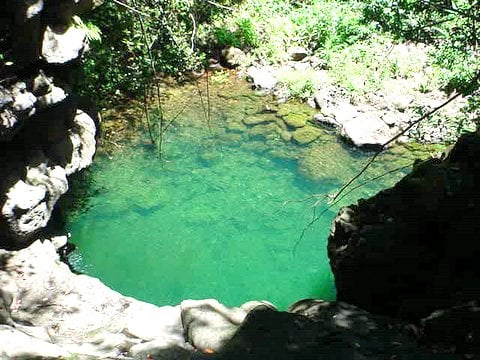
67, 79, 426, 309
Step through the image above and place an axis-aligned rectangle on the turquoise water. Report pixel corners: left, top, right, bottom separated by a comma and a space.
68, 136, 336, 308
67, 81, 423, 309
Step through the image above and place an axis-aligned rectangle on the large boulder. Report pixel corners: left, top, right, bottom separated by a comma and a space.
181, 299, 274, 352
247, 66, 278, 91
41, 25, 87, 64
288, 46, 308, 62
221, 47, 247, 69
328, 133, 480, 322
291, 125, 323, 145
340, 115, 395, 150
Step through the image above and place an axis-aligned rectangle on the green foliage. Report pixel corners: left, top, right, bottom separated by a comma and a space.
362, 0, 480, 93
79, 0, 238, 106
214, 27, 242, 48
290, 1, 374, 51
72, 15, 102, 42
277, 69, 319, 99
431, 46, 479, 94
212, 17, 258, 49
236, 18, 259, 47
79, 2, 150, 105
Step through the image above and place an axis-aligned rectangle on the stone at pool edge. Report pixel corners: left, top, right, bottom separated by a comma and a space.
283, 113, 308, 128
181, 299, 276, 353
292, 126, 323, 145
248, 122, 282, 140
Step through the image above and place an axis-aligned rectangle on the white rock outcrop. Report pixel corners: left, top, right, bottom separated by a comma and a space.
0, 240, 272, 358
0, 240, 191, 358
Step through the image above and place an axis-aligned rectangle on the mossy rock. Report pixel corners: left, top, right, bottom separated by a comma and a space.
291, 126, 323, 145
226, 119, 247, 133
274, 117, 287, 130
280, 130, 292, 142
218, 132, 244, 143
283, 113, 309, 128
276, 102, 315, 119
243, 115, 276, 126
248, 122, 281, 139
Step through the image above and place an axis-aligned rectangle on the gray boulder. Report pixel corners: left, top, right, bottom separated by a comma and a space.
181, 299, 274, 352
221, 47, 247, 68
0, 0, 100, 245
288, 46, 308, 61
0, 325, 69, 359
312, 113, 341, 129
0, 240, 190, 358
340, 115, 394, 150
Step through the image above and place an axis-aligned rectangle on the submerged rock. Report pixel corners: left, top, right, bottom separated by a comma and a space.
283, 113, 308, 128
243, 115, 275, 125
291, 125, 323, 145
248, 122, 282, 139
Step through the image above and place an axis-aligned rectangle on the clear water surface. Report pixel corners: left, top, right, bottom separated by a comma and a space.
67, 80, 424, 309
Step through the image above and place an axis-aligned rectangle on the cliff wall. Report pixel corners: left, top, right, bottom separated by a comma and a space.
0, 0, 100, 247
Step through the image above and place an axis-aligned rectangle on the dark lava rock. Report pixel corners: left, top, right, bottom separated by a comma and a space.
421, 301, 480, 357
328, 132, 480, 321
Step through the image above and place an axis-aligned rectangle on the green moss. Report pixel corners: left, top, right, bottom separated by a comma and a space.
226, 119, 248, 133
291, 126, 323, 145
280, 130, 292, 142
283, 113, 309, 128
276, 102, 314, 119
248, 122, 282, 139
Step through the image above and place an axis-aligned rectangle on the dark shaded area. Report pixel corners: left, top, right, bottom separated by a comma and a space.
329, 132, 480, 356
189, 302, 458, 360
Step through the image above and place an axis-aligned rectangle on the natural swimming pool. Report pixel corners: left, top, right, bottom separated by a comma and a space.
66, 78, 427, 309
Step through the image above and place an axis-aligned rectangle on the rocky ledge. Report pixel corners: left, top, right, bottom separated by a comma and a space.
0, 239, 275, 359
241, 44, 468, 149
0, 0, 100, 247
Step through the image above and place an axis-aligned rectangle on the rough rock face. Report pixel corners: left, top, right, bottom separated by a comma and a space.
328, 133, 480, 354
0, 0, 100, 246
0, 240, 271, 358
